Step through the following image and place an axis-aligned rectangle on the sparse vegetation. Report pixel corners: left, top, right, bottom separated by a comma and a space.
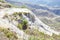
24, 28, 60, 40
13, 12, 28, 30
0, 28, 18, 40
29, 36, 40, 40
0, 0, 5, 3
40, 17, 60, 31
20, 5, 27, 8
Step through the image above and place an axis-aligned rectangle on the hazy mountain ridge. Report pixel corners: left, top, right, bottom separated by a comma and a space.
5, 0, 60, 16
25, 3, 60, 16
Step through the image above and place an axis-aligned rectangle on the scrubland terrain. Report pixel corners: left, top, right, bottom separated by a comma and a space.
0, 0, 60, 40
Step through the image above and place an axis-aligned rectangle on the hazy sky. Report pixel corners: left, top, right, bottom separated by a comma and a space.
10, 0, 60, 3
6, 0, 60, 7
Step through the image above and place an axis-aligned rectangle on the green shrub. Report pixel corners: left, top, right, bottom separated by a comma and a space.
18, 24, 22, 30
22, 19, 28, 30
5, 31, 13, 38
18, 19, 28, 30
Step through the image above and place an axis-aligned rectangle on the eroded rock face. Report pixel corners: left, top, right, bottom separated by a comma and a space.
0, 8, 60, 38
0, 8, 30, 40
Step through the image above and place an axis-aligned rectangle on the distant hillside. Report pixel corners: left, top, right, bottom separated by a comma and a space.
25, 3, 60, 16
5, 1, 60, 15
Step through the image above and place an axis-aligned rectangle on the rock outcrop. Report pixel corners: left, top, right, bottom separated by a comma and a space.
0, 8, 60, 37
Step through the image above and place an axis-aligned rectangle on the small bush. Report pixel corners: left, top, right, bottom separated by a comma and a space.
18, 19, 28, 30
22, 19, 28, 30
18, 24, 22, 30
